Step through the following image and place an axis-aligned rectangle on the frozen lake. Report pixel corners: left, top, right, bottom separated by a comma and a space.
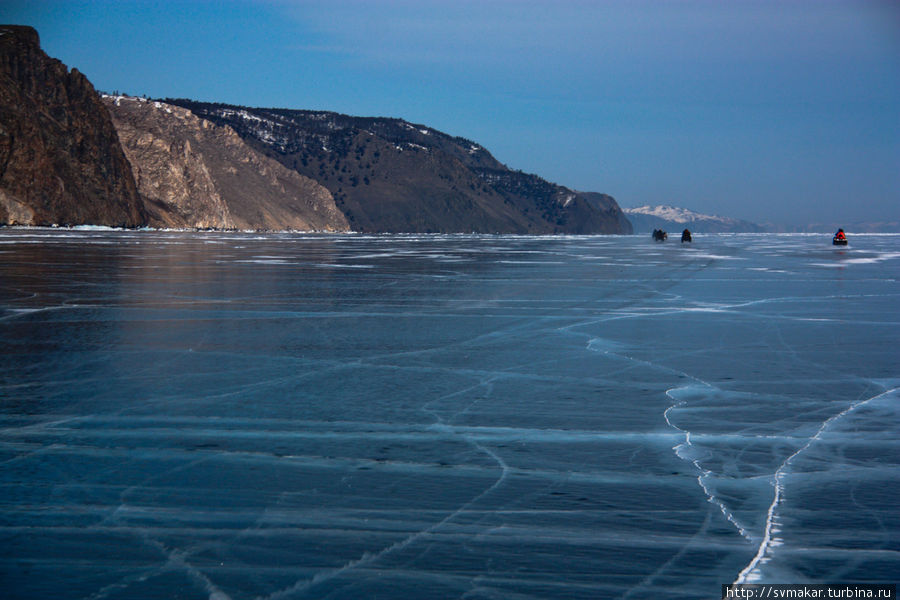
1, 230, 898, 599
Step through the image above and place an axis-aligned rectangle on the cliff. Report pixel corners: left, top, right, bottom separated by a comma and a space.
165, 100, 632, 234
576, 192, 634, 235
0, 25, 145, 226
103, 96, 349, 231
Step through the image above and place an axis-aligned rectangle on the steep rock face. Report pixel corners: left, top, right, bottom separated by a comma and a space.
166, 100, 632, 234
0, 25, 145, 226
103, 96, 349, 231
575, 192, 634, 234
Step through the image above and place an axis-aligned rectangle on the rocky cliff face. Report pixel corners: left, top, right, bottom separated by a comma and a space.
167, 100, 632, 234
103, 96, 348, 231
574, 192, 634, 234
0, 25, 145, 226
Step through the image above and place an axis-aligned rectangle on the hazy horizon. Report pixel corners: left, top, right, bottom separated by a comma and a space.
3, 0, 898, 229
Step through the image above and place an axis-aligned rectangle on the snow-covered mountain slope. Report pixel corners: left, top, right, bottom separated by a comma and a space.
623, 205, 764, 233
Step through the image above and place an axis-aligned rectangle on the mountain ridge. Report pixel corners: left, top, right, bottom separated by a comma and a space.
163, 98, 632, 234
623, 204, 763, 233
102, 95, 349, 231
1, 25, 630, 234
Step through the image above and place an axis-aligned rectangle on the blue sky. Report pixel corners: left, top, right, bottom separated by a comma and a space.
4, 0, 899, 226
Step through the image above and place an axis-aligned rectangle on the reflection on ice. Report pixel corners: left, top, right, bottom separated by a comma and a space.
1, 231, 898, 599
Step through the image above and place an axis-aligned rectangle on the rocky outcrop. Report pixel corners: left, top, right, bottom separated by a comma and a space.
103, 96, 349, 231
0, 25, 145, 226
167, 99, 632, 234
571, 192, 633, 234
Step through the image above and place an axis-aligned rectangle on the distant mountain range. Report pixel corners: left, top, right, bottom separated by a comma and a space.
760, 221, 900, 234
0, 25, 631, 234
623, 205, 764, 233
625, 205, 899, 234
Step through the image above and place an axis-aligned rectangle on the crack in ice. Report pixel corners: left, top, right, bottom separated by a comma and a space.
732, 385, 900, 585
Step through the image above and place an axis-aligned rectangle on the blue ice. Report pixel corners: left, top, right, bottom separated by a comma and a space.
1, 230, 898, 599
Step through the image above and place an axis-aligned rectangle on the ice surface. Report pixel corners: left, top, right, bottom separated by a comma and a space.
1, 231, 898, 599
